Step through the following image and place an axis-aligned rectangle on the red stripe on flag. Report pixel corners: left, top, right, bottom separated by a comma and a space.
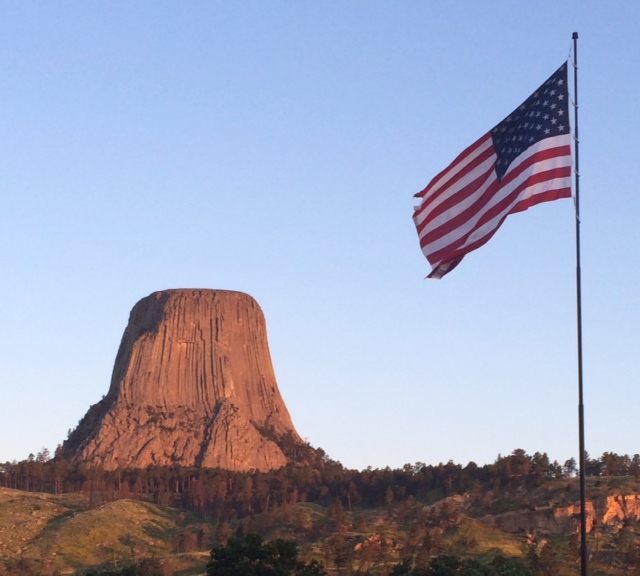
417, 136, 572, 276
414, 134, 493, 201
424, 163, 572, 269
415, 160, 496, 238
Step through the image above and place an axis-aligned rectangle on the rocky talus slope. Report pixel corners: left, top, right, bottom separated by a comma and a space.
63, 289, 304, 471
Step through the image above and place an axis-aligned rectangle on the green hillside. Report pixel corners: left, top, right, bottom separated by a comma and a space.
1, 477, 639, 576
1, 449, 639, 575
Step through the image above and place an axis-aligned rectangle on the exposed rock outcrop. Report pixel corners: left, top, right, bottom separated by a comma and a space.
63, 289, 305, 471
489, 494, 640, 535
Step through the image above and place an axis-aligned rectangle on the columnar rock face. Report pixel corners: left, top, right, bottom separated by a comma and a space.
63, 289, 304, 471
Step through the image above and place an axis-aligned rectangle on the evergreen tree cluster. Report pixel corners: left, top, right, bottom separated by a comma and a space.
1, 448, 638, 520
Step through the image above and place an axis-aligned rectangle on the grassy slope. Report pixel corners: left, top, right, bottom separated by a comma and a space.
1, 479, 639, 576
0, 489, 85, 558
0, 488, 197, 574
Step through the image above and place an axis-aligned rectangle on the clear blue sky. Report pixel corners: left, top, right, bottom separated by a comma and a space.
1, 2, 638, 470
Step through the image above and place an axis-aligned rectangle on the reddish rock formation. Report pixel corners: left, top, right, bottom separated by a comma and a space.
488, 494, 640, 535
63, 289, 305, 471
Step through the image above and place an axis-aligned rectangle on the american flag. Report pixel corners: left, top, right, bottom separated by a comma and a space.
413, 62, 573, 279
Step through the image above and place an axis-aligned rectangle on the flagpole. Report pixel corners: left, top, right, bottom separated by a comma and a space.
572, 31, 588, 576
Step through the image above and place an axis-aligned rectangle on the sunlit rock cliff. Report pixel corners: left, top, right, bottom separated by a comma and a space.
63, 289, 304, 471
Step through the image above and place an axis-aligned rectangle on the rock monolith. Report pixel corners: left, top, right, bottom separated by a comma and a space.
63, 289, 304, 471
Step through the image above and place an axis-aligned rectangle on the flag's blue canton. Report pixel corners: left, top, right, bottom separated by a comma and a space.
491, 63, 570, 180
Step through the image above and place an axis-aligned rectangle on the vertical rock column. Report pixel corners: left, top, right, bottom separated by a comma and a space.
63, 289, 303, 471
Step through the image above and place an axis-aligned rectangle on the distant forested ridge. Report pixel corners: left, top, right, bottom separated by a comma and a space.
1, 447, 638, 519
